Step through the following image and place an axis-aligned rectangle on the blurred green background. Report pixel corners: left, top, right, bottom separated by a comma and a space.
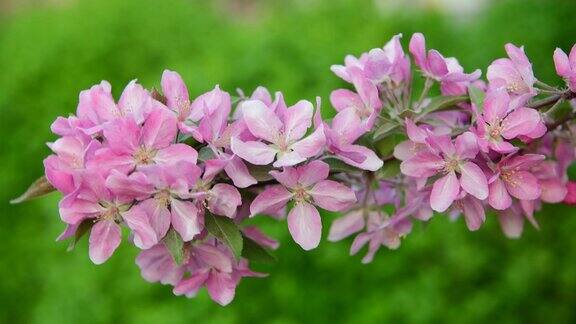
1, 0, 576, 323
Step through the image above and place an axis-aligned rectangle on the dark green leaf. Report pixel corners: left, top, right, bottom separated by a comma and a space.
248, 164, 274, 182
10, 176, 56, 204
205, 212, 243, 259
163, 228, 185, 265
568, 162, 576, 181
66, 219, 94, 252
323, 157, 363, 173
373, 121, 399, 141
378, 159, 401, 179
241, 236, 276, 263
375, 133, 406, 159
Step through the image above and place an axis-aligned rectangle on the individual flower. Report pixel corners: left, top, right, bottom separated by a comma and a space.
487, 43, 537, 106
409, 33, 481, 88
553, 45, 576, 91
161, 70, 205, 139
448, 192, 486, 231
250, 160, 356, 250
323, 107, 383, 171
91, 108, 197, 173
474, 89, 545, 153
400, 131, 488, 212
136, 243, 185, 285
362, 34, 411, 85
107, 161, 203, 245
487, 154, 544, 210
330, 68, 383, 130
349, 211, 402, 264
230, 99, 325, 168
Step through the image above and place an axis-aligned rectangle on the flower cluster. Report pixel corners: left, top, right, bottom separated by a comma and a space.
15, 33, 576, 305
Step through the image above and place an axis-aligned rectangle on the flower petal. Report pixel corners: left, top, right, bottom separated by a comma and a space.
170, 198, 201, 241
459, 162, 488, 200
309, 180, 357, 212
230, 137, 277, 166
250, 185, 293, 216
328, 210, 365, 242
89, 220, 121, 265
287, 202, 322, 250
430, 171, 460, 212
488, 177, 512, 210
241, 99, 282, 142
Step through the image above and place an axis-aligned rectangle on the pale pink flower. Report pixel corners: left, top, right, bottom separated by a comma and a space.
487, 43, 537, 106
553, 45, 576, 91
250, 161, 356, 250
161, 70, 204, 139
363, 34, 411, 85
230, 99, 325, 167
475, 89, 545, 153
350, 212, 402, 264
330, 68, 382, 130
488, 154, 544, 210
323, 107, 383, 171
400, 131, 488, 212
91, 108, 197, 173
448, 192, 486, 231
409, 33, 480, 86
136, 243, 185, 285
330, 53, 369, 83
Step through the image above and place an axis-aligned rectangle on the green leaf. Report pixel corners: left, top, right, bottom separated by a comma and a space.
10, 176, 56, 204
205, 212, 243, 259
241, 236, 276, 263
378, 159, 401, 179
373, 121, 399, 141
375, 133, 406, 159
163, 228, 185, 265
248, 164, 274, 181
66, 219, 94, 252
419, 95, 468, 116
467, 85, 485, 109
198, 146, 216, 162
323, 157, 363, 173
568, 162, 576, 181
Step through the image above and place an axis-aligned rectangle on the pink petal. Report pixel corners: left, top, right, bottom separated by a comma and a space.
297, 160, 330, 186
328, 210, 365, 242
459, 162, 488, 200
336, 144, 383, 171
209, 184, 242, 218
136, 244, 184, 285
250, 185, 293, 216
331, 107, 364, 144
290, 125, 326, 159
455, 132, 479, 160
505, 171, 541, 200
482, 89, 510, 122
330, 89, 363, 112
242, 226, 280, 250
88, 220, 122, 265
173, 270, 209, 297
102, 117, 140, 155
409, 33, 427, 70
195, 244, 233, 272
350, 232, 371, 256
206, 271, 237, 306
170, 198, 201, 241
539, 179, 567, 203
161, 70, 189, 109
430, 171, 460, 212
461, 195, 485, 231
405, 118, 428, 143
273, 150, 306, 168
154, 144, 198, 165
131, 198, 171, 242
123, 205, 160, 249
501, 108, 540, 139
230, 137, 277, 165
105, 170, 154, 201
283, 100, 313, 142
553, 48, 571, 77
309, 180, 357, 212
488, 177, 513, 210
270, 167, 299, 188
241, 100, 282, 142
118, 80, 152, 124
141, 108, 178, 149
427, 50, 449, 77
498, 208, 524, 239
400, 151, 444, 178
224, 156, 257, 188
287, 202, 322, 250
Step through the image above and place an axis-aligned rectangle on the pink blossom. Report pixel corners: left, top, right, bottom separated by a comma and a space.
475, 89, 544, 153
487, 43, 537, 106
161, 70, 204, 139
553, 45, 576, 91
409, 33, 480, 86
231, 99, 325, 167
564, 181, 576, 205
250, 161, 356, 250
136, 243, 185, 285
323, 108, 383, 171
349, 212, 402, 264
448, 192, 486, 231
91, 108, 197, 173
488, 154, 544, 210
363, 34, 411, 85
400, 131, 488, 212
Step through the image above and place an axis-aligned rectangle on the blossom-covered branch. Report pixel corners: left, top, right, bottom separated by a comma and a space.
12, 33, 576, 306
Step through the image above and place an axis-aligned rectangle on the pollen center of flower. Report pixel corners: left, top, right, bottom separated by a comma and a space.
155, 189, 172, 208
443, 158, 460, 173
501, 169, 518, 187
99, 202, 122, 222
133, 146, 157, 165
487, 122, 503, 140
177, 98, 191, 122
292, 186, 310, 203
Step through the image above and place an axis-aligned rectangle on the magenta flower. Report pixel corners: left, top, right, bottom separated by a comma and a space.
553, 45, 576, 91
564, 181, 576, 205
91, 108, 198, 173
58, 173, 154, 264
330, 68, 383, 129
475, 89, 545, 153
323, 107, 383, 171
487, 43, 537, 106
401, 131, 488, 212
250, 161, 356, 250
487, 154, 544, 210
230, 99, 325, 167
172, 241, 265, 306
107, 161, 203, 245
409, 33, 480, 86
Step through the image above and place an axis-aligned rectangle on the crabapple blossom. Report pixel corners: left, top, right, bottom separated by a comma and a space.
11, 33, 575, 305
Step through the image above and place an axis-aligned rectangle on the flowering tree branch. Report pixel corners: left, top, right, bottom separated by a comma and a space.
11, 33, 576, 306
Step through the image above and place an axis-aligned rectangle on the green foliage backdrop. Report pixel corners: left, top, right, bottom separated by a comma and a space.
1, 0, 575, 323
